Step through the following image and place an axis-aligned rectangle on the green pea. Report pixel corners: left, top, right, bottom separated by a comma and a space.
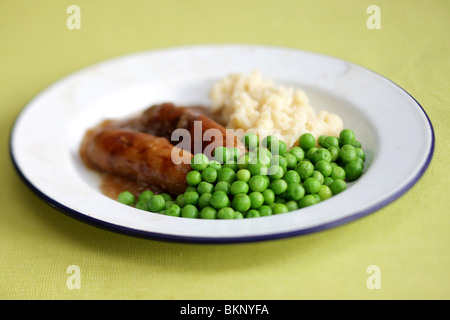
318, 135, 327, 147
262, 189, 275, 205
318, 185, 332, 201
270, 139, 287, 156
299, 133, 316, 150
191, 153, 209, 171
217, 167, 236, 183
249, 191, 264, 209
198, 193, 212, 209
137, 190, 154, 203
236, 169, 251, 182
271, 155, 288, 169
213, 146, 231, 164
268, 164, 284, 180
237, 153, 251, 169
315, 160, 332, 177
277, 141, 288, 156
233, 211, 244, 219
294, 161, 314, 180
306, 147, 318, 161
175, 194, 185, 207
210, 191, 230, 209
217, 207, 235, 219
117, 191, 135, 206
214, 181, 231, 195
197, 181, 214, 195
344, 160, 363, 181
164, 200, 175, 209
355, 148, 365, 161
148, 195, 165, 212
285, 183, 305, 201
248, 175, 269, 192
208, 159, 222, 171
270, 179, 288, 195
311, 170, 324, 184
355, 157, 364, 167
248, 163, 268, 176
284, 153, 297, 169
273, 203, 289, 214
230, 147, 241, 161
323, 136, 339, 148
298, 194, 320, 208
186, 170, 202, 186
289, 146, 305, 162
339, 129, 356, 146
283, 170, 301, 184
230, 180, 249, 195
262, 135, 277, 148
303, 177, 321, 194
242, 132, 259, 150
183, 191, 199, 206
353, 140, 362, 148
231, 193, 251, 212
330, 166, 346, 180
258, 205, 273, 216
329, 179, 347, 195
166, 204, 182, 217
200, 206, 217, 219
223, 161, 239, 172
244, 151, 256, 163
339, 144, 357, 163
312, 194, 322, 203
256, 150, 272, 167
323, 177, 334, 186
180, 204, 198, 218
285, 200, 299, 211
135, 200, 149, 211
312, 148, 332, 164
328, 146, 340, 162
160, 193, 172, 202
246, 210, 260, 218
201, 167, 218, 183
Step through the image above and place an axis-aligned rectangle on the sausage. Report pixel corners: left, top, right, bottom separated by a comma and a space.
82, 128, 192, 195
140, 103, 246, 159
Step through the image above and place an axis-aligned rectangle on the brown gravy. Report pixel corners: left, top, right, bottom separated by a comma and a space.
100, 172, 160, 200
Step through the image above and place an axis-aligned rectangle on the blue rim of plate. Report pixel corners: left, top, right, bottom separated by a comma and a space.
8, 47, 435, 244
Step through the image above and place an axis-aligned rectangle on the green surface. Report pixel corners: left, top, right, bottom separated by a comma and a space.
1, 0, 449, 299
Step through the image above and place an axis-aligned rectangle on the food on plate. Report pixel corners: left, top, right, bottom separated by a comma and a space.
210, 70, 343, 148
79, 71, 367, 219
139, 102, 246, 158
114, 129, 366, 219
81, 127, 192, 195
79, 102, 244, 198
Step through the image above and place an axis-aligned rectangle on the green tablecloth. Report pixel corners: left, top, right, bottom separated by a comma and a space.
1, 0, 449, 299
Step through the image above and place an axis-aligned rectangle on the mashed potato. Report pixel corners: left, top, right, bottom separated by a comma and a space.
210, 70, 343, 148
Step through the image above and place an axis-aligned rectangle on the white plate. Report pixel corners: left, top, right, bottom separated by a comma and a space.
10, 45, 434, 243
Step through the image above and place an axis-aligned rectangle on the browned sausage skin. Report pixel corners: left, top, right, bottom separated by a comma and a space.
82, 128, 192, 195
79, 103, 245, 197
80, 103, 245, 160
140, 103, 246, 159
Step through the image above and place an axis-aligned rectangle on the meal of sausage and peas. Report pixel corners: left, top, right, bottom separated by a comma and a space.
120, 128, 364, 219
79, 72, 366, 219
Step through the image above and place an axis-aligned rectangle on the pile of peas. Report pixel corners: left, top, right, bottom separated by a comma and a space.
117, 129, 366, 219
